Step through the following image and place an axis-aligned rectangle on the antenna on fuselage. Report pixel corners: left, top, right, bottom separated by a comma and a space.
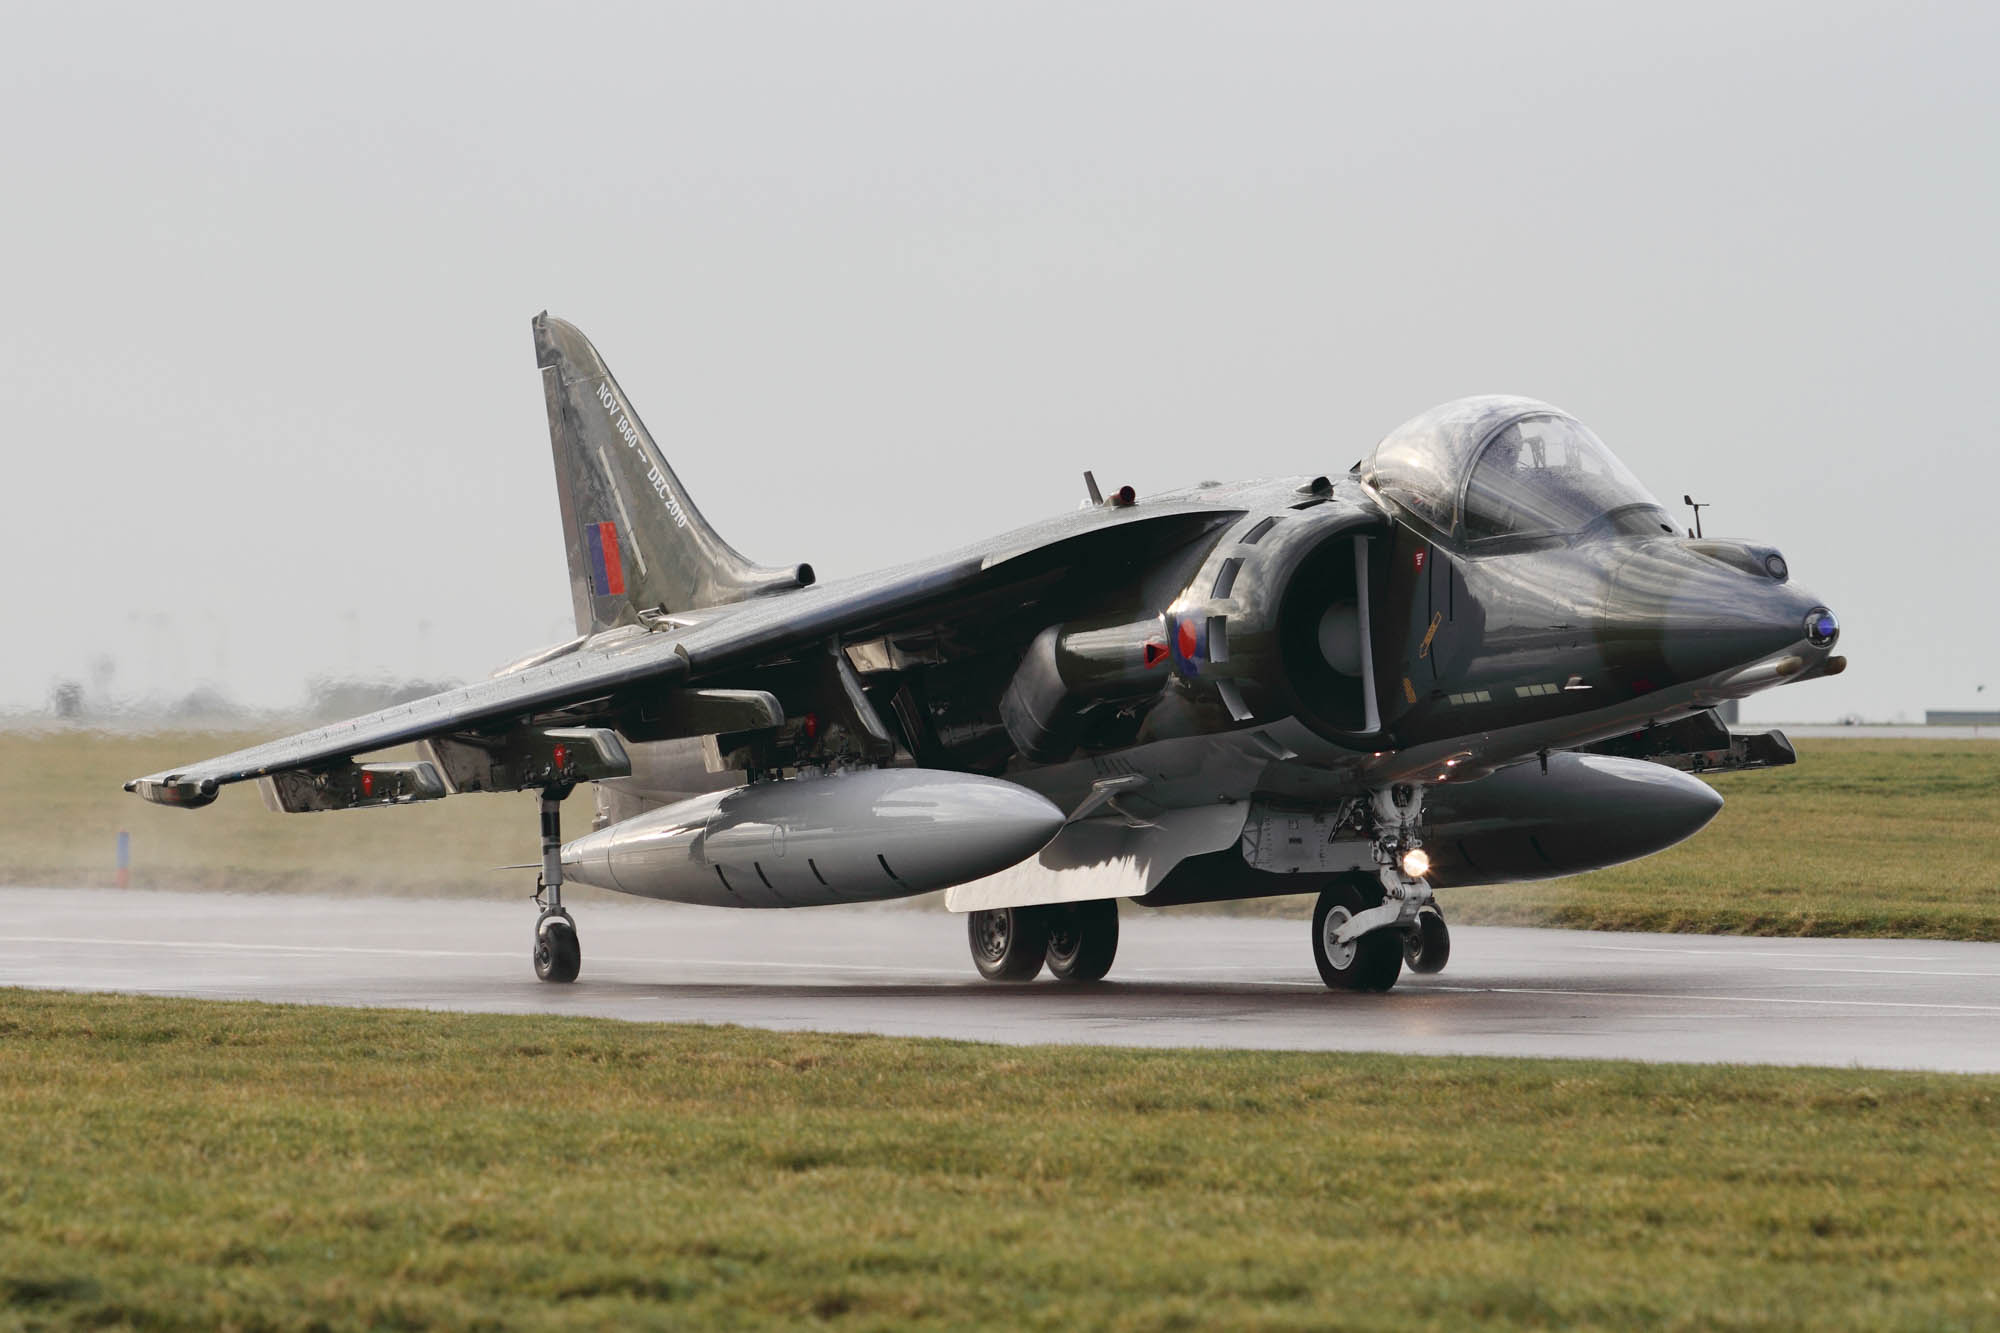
1083, 471, 1104, 506
1683, 494, 1708, 539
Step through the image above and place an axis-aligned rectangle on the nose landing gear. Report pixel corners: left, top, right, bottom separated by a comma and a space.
1311, 784, 1442, 992
1404, 905, 1450, 974
1312, 877, 1404, 990
532, 785, 581, 984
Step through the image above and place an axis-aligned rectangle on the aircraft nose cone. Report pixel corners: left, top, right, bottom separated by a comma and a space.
1609, 545, 1836, 685
1659, 583, 1818, 680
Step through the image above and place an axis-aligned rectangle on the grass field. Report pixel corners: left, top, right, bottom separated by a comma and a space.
1, 989, 1996, 1331
0, 729, 548, 899
6, 730, 2000, 938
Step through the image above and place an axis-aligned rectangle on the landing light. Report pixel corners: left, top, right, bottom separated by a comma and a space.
1400, 847, 1431, 878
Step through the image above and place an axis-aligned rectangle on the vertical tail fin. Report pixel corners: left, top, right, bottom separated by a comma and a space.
533, 313, 814, 633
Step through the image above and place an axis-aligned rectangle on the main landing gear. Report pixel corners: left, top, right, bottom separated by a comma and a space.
532, 785, 581, 984
968, 900, 1119, 982
1309, 783, 1447, 993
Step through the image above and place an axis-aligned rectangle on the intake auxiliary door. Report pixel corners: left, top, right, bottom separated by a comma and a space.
1378, 523, 1435, 708
1372, 518, 1478, 731
1371, 522, 1486, 738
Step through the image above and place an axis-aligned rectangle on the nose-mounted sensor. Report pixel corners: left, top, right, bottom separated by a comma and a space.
1805, 608, 1839, 648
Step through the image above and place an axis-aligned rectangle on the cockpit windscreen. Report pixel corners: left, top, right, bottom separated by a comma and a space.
1460, 416, 1667, 543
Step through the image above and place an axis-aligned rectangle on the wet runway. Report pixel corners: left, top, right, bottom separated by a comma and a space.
4, 887, 1998, 1072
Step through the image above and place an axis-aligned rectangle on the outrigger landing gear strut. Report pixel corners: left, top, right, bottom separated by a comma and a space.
533, 783, 581, 983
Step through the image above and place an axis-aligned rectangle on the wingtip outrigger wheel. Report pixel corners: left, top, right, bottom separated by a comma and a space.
531, 785, 581, 983
534, 906, 581, 983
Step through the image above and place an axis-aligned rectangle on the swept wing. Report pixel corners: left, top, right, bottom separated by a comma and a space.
128, 501, 1234, 807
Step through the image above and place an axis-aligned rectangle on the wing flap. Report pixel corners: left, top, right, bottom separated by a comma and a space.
256, 761, 448, 813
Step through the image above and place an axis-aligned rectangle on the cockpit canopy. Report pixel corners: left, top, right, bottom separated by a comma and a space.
1361, 395, 1675, 547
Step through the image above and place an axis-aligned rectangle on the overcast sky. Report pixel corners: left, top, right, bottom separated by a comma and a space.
3, 1, 1993, 723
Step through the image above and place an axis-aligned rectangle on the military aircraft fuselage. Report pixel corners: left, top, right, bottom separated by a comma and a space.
1376, 530, 1832, 750
127, 319, 1842, 992
582, 455, 1836, 907
570, 398, 1838, 850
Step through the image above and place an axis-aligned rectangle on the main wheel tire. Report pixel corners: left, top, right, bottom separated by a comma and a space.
1311, 879, 1403, 992
968, 907, 1050, 982
1045, 900, 1119, 982
1404, 907, 1450, 974
534, 914, 581, 984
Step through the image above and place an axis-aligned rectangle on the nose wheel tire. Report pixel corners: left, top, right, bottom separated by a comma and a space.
969, 907, 1051, 982
1404, 906, 1450, 974
534, 912, 581, 984
1312, 879, 1403, 992
1045, 900, 1119, 982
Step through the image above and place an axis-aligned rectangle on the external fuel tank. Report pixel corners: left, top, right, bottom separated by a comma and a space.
560, 767, 1066, 908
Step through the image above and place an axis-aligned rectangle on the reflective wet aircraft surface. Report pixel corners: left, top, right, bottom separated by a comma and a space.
129, 316, 1844, 992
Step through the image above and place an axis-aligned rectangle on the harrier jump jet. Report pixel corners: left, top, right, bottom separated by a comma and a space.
129, 315, 1843, 991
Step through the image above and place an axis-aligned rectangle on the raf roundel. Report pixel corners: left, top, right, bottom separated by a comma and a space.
1174, 616, 1205, 675
585, 521, 626, 597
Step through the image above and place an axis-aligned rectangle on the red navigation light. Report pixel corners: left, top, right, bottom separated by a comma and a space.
552, 743, 569, 770
1113, 485, 1136, 507
360, 771, 375, 797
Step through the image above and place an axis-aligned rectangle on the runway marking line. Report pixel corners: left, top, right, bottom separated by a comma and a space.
1429, 985, 2000, 1014
0, 936, 948, 977
1766, 966, 2000, 979
1580, 943, 1952, 962
9, 937, 2000, 1014
5, 935, 513, 960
